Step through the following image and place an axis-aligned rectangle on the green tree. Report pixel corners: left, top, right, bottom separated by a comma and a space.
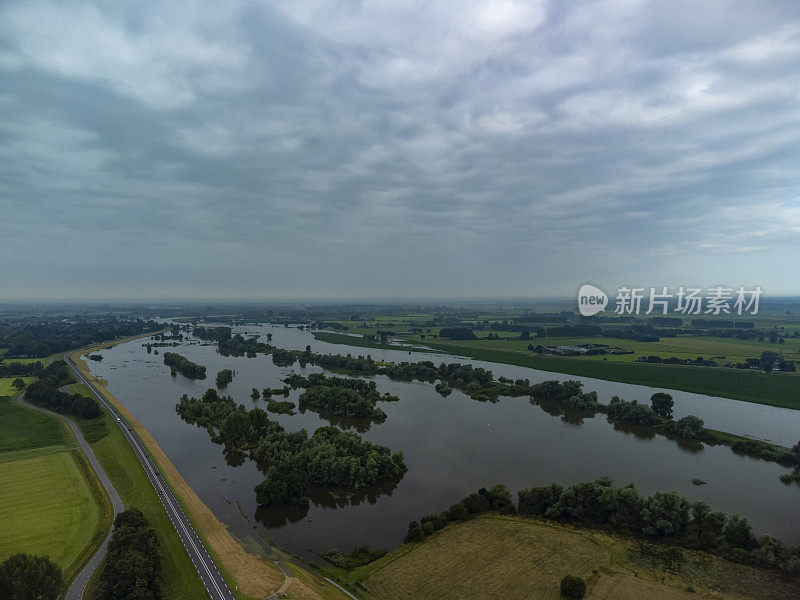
97, 509, 161, 600
650, 392, 674, 419
11, 378, 25, 390
518, 483, 563, 516
760, 351, 777, 373
404, 525, 425, 542
447, 502, 469, 521
724, 514, 758, 550
673, 415, 704, 439
0, 553, 63, 600
686, 502, 726, 551
216, 369, 234, 387
640, 492, 690, 537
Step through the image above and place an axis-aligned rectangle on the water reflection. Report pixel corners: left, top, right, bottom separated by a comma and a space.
610, 420, 657, 440
534, 400, 596, 426
299, 407, 375, 433
255, 478, 403, 528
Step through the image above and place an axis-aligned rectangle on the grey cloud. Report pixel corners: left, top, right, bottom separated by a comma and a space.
1, 0, 798, 301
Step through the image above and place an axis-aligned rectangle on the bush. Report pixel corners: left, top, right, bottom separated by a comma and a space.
518, 483, 563, 516
321, 546, 387, 569
404, 526, 425, 543
674, 415, 704, 439
448, 502, 469, 521
560, 575, 586, 599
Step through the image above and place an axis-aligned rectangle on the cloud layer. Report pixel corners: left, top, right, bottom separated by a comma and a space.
1, 1, 799, 300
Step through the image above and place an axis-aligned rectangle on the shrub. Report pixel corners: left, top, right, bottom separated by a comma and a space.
674, 415, 704, 439
448, 502, 469, 521
560, 575, 586, 599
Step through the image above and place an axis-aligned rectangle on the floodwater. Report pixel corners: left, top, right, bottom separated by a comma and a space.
85, 325, 800, 560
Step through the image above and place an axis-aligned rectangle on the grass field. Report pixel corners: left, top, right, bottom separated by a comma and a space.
358, 515, 800, 600
432, 334, 799, 364
0, 376, 35, 397
0, 452, 102, 573
0, 383, 113, 588
0, 392, 67, 452
0, 353, 61, 365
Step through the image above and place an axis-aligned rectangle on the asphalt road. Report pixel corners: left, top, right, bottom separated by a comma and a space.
62, 355, 235, 600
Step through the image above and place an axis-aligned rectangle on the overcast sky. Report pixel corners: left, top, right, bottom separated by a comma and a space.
1, 1, 799, 301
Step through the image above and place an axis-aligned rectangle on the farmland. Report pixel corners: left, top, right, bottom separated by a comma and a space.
0, 450, 107, 585
358, 515, 800, 600
311, 308, 800, 409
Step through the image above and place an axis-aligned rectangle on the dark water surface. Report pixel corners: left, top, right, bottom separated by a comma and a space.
86, 325, 800, 559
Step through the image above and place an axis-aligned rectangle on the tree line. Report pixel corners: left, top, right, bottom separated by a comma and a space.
300, 349, 800, 469
220, 334, 273, 357
175, 388, 407, 507
401, 477, 800, 575
192, 325, 232, 341
24, 360, 102, 419
96, 509, 161, 600
527, 380, 800, 466
162, 352, 206, 379
517, 477, 800, 573
193, 326, 277, 357
175, 342, 800, 471
0, 360, 43, 377
405, 484, 515, 543
0, 317, 162, 358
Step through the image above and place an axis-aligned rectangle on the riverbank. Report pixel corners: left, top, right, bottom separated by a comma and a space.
70, 340, 351, 600
312, 331, 800, 410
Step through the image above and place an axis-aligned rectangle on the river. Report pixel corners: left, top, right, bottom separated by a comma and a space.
85, 324, 800, 559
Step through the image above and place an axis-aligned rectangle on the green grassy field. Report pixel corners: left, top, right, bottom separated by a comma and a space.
0, 376, 35, 397
0, 385, 113, 588
0, 353, 61, 365
0, 393, 67, 452
0, 452, 102, 574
